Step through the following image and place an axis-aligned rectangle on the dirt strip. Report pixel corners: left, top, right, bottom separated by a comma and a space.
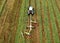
51, 0, 60, 41
40, 0, 46, 43
46, 0, 54, 43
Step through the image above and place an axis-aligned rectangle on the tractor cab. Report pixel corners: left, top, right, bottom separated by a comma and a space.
28, 6, 34, 16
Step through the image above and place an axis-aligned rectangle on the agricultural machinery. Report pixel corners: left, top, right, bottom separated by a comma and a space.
21, 6, 37, 38
28, 6, 34, 16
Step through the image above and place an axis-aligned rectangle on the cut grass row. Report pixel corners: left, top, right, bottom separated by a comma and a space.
42, 0, 51, 43
15, 0, 25, 43
36, 0, 42, 43
15, 0, 29, 43
15, 0, 60, 43
43, 0, 60, 43
42, 0, 60, 43
38, 0, 60, 43
0, 0, 7, 15
48, 0, 60, 43
53, 0, 60, 29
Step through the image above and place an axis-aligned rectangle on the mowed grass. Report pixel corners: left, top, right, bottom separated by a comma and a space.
15, 0, 29, 43
42, 0, 51, 43
15, 0, 25, 43
53, 0, 60, 28
15, 0, 60, 43
48, 0, 60, 43
0, 0, 6, 14
36, 0, 43, 43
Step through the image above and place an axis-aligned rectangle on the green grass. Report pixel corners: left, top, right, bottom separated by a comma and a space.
15, 0, 60, 43
15, 0, 25, 43
53, 0, 60, 27
48, 0, 60, 43
36, 0, 46, 43
36, 0, 42, 43
15, 0, 29, 43
0, 0, 6, 14
0, 0, 60, 43
42, 0, 51, 43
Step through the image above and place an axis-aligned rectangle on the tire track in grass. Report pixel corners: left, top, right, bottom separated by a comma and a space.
50, 0, 60, 41
46, 0, 54, 43
40, 0, 46, 43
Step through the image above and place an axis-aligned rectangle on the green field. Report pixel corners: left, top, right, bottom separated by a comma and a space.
0, 0, 60, 43
0, 0, 6, 15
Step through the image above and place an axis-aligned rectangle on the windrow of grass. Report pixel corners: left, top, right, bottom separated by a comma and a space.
15, 0, 29, 43
36, 0, 42, 43
0, 0, 6, 15
48, 0, 60, 43
28, 0, 35, 43
15, 0, 25, 43
37, 0, 60, 43
14, 0, 60, 43
53, 0, 60, 28
42, 0, 51, 43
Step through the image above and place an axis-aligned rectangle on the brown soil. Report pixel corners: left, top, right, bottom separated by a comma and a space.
0, 0, 22, 43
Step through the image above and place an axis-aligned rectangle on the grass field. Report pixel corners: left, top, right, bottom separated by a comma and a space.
0, 0, 6, 15
0, 0, 60, 43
